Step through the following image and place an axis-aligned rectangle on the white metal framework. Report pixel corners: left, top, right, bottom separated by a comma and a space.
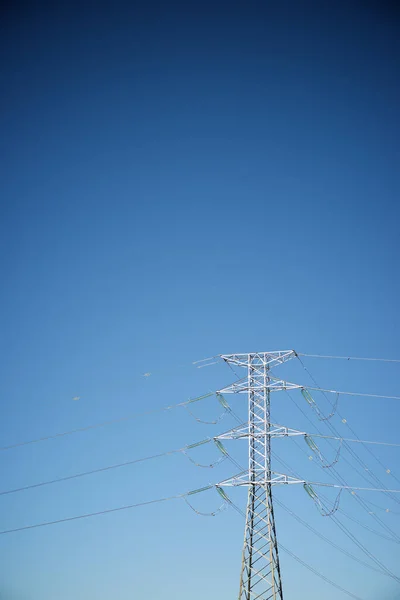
218, 352, 295, 600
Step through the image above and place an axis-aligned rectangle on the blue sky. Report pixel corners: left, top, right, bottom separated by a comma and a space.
0, 1, 399, 599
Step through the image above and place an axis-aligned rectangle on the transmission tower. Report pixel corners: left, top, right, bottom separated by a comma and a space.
218, 351, 296, 600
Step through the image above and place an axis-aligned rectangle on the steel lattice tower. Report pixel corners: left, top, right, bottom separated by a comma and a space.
218, 351, 296, 600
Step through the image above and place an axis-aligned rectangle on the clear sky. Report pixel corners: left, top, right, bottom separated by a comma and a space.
0, 1, 399, 599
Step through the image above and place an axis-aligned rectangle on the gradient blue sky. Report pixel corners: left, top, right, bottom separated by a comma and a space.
0, 1, 399, 599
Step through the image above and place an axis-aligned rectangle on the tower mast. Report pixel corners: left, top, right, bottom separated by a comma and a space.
219, 351, 295, 600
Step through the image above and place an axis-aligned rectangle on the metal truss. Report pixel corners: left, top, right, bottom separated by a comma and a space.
220, 352, 295, 600
218, 376, 301, 396
220, 351, 296, 371
216, 423, 305, 441
218, 471, 304, 488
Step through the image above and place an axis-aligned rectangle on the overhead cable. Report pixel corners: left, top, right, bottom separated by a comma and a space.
306, 386, 400, 401
272, 447, 400, 582
297, 352, 400, 363
0, 391, 218, 452
0, 437, 231, 497
296, 356, 400, 505
285, 390, 400, 542
0, 484, 218, 536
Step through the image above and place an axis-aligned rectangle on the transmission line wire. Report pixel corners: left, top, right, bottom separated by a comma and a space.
289, 434, 400, 549
334, 502, 400, 543
0, 482, 225, 536
284, 390, 400, 543
0, 391, 220, 452
311, 482, 400, 493
0, 437, 229, 497
274, 497, 388, 577
296, 356, 400, 504
0, 496, 180, 535
279, 542, 365, 600
309, 432, 400, 448
297, 352, 400, 363
271, 446, 400, 582
361, 498, 400, 516
305, 385, 400, 401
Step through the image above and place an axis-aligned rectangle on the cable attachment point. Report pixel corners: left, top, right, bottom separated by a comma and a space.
303, 483, 342, 516
184, 392, 229, 425
304, 435, 342, 468
183, 484, 226, 517
301, 388, 339, 421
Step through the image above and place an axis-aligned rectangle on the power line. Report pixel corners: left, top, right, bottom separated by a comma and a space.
284, 389, 400, 543
0, 437, 225, 497
0, 483, 221, 536
296, 356, 400, 504
311, 482, 400, 494
296, 355, 400, 493
285, 433, 400, 580
306, 385, 400, 401
279, 542, 365, 600
0, 496, 180, 536
269, 421, 400, 448
297, 352, 400, 363
309, 433, 400, 448
271, 445, 400, 582
361, 498, 400, 516
335, 503, 400, 543
0, 391, 218, 452
288, 436, 400, 516
275, 489, 390, 578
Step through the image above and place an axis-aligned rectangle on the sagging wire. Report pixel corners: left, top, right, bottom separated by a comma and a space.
183, 485, 226, 517
184, 393, 232, 425
286, 390, 400, 542
183, 497, 226, 517
303, 483, 342, 517
298, 358, 400, 506
301, 388, 339, 421
182, 438, 229, 469
361, 498, 400, 516
304, 435, 342, 469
